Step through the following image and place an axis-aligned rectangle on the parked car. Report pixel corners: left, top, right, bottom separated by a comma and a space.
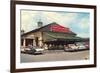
64, 44, 78, 52
76, 43, 86, 49
76, 43, 89, 51
24, 47, 44, 55
64, 43, 88, 52
69, 44, 78, 49
83, 42, 89, 49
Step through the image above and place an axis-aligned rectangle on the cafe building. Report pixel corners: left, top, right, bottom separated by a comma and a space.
21, 21, 89, 50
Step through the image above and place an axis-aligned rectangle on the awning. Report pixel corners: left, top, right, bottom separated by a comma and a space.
44, 32, 89, 43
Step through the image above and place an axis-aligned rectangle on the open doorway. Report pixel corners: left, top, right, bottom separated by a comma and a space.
26, 39, 33, 46
35, 37, 39, 46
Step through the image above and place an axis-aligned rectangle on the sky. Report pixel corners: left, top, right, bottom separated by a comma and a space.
21, 10, 90, 38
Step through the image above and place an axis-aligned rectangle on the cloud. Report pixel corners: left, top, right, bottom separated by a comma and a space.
77, 14, 90, 30
21, 10, 38, 31
67, 13, 90, 38
44, 12, 78, 27
77, 33, 89, 38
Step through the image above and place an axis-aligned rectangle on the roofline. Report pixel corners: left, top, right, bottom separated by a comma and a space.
21, 23, 53, 36
21, 22, 76, 36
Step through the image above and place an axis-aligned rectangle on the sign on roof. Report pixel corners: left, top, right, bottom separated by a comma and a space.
50, 25, 70, 33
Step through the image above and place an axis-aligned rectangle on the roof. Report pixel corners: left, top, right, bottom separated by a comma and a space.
21, 22, 76, 36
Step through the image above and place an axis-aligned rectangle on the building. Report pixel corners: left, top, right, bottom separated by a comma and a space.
21, 21, 89, 50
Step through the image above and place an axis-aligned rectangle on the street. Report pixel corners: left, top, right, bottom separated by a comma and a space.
21, 50, 89, 63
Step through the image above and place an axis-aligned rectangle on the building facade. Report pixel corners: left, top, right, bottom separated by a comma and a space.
21, 22, 88, 50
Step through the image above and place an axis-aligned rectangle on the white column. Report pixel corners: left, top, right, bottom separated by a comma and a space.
39, 40, 43, 47
33, 39, 36, 46
23, 39, 26, 47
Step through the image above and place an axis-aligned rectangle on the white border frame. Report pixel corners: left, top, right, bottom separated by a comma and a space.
15, 4, 94, 69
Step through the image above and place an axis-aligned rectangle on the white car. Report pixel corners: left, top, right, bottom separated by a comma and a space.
68, 44, 78, 49
76, 43, 86, 49
22, 47, 44, 55
64, 44, 78, 52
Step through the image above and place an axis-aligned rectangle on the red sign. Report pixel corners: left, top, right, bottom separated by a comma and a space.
50, 25, 70, 33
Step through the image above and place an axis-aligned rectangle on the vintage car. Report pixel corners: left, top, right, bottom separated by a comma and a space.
22, 47, 44, 55
64, 43, 88, 52
64, 44, 78, 52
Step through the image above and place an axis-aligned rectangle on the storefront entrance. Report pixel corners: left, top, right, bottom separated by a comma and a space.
26, 39, 33, 46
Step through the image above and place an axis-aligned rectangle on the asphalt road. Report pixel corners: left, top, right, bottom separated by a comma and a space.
21, 50, 89, 63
